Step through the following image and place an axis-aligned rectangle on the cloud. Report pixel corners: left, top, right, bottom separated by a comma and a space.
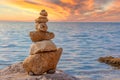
80, 0, 120, 22
0, 0, 120, 22
43, 0, 95, 21
24, 0, 39, 5
60, 0, 77, 5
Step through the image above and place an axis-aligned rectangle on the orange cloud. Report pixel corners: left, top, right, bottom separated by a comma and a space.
81, 0, 120, 22
0, 0, 120, 22
5, 0, 71, 21
60, 0, 77, 5
102, 0, 120, 21
82, 0, 94, 11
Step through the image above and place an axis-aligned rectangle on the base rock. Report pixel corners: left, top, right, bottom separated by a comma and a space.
23, 48, 62, 75
0, 62, 79, 80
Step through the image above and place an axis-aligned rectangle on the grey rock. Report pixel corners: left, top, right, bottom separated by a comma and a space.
0, 62, 79, 80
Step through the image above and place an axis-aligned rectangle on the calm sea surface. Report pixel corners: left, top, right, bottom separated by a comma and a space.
0, 22, 120, 80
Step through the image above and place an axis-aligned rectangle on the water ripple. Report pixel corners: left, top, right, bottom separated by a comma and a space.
0, 22, 120, 80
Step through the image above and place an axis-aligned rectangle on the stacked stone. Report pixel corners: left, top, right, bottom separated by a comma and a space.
23, 10, 63, 75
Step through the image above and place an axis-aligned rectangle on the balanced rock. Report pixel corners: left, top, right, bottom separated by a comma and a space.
40, 9, 48, 16
35, 23, 48, 32
30, 40, 57, 55
23, 48, 62, 75
35, 10, 48, 23
29, 31, 54, 42
35, 16, 48, 23
23, 9, 63, 76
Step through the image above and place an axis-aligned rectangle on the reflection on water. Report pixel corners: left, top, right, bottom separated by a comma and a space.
0, 22, 120, 80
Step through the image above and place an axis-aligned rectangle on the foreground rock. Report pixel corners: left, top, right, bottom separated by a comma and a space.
0, 62, 79, 80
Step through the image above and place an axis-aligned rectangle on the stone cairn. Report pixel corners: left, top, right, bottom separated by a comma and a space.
23, 10, 63, 75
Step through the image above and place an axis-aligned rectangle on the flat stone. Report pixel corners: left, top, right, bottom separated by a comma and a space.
35, 16, 48, 23
30, 40, 57, 55
29, 31, 55, 42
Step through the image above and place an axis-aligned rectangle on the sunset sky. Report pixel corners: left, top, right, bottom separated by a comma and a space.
0, 0, 120, 22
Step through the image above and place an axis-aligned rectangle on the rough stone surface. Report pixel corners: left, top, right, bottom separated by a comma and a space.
98, 56, 120, 68
35, 23, 48, 32
35, 17, 48, 23
29, 31, 54, 42
35, 10, 48, 23
23, 48, 62, 75
0, 62, 79, 80
30, 40, 57, 55
98, 56, 114, 63
0, 62, 25, 76
40, 10, 48, 16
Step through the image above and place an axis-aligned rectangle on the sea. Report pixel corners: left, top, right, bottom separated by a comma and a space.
0, 21, 120, 80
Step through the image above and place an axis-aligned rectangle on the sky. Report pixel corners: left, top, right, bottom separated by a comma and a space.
0, 0, 120, 22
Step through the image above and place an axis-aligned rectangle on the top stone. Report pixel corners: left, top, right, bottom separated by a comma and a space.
40, 10, 48, 16
35, 10, 48, 23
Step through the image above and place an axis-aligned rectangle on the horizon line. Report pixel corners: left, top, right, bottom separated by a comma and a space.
0, 20, 120, 23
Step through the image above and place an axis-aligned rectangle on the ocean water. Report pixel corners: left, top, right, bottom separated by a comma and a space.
0, 22, 120, 80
